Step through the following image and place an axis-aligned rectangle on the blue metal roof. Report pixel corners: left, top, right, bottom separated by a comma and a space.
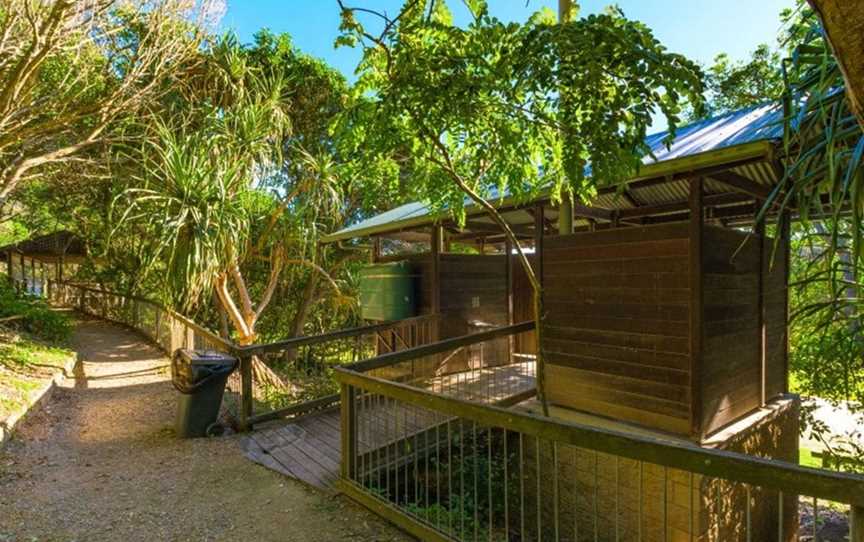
643, 102, 783, 162
324, 103, 784, 242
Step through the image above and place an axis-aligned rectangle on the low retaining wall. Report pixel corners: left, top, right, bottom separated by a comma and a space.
0, 352, 78, 446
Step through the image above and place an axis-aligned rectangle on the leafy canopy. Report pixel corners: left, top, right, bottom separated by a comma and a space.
337, 1, 703, 223
115, 35, 290, 311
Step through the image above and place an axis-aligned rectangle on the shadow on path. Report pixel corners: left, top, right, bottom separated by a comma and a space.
0, 315, 410, 542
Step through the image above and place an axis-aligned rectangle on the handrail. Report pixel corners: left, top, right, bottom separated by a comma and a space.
246, 319, 533, 425
236, 314, 439, 357
52, 281, 235, 352
342, 320, 535, 373
336, 367, 864, 508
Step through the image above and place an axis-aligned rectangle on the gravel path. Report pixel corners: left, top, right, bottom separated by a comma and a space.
0, 317, 411, 541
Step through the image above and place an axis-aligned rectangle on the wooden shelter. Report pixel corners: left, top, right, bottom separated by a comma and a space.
324, 102, 794, 441
0, 230, 86, 294
317, 103, 809, 540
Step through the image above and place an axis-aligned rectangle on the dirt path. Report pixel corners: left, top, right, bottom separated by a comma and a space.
0, 316, 411, 542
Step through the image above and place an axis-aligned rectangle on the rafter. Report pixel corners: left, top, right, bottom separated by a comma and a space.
707, 171, 772, 200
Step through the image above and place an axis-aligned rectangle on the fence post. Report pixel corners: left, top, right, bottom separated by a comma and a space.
169, 317, 179, 354
340, 383, 357, 480
238, 355, 253, 432
852, 506, 864, 542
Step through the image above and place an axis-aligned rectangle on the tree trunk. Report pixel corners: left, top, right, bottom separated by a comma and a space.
214, 271, 287, 391
281, 269, 320, 364
435, 159, 549, 416
809, 0, 864, 130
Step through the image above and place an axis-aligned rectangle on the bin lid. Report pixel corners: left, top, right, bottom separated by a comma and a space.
174, 349, 236, 364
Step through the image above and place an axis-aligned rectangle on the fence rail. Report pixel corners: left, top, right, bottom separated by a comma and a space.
48, 281, 233, 353
335, 347, 864, 542
240, 313, 440, 429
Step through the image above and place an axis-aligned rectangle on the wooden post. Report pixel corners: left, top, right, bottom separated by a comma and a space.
340, 383, 357, 480
756, 220, 767, 407
689, 178, 704, 439
505, 238, 514, 364
20, 253, 25, 292
558, 197, 573, 235
851, 506, 864, 542
30, 257, 34, 294
781, 212, 791, 393
239, 355, 253, 432
371, 237, 381, 263
431, 225, 442, 321
533, 204, 544, 284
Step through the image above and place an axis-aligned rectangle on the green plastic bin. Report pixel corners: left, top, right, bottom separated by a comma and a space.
359, 261, 416, 321
171, 349, 237, 438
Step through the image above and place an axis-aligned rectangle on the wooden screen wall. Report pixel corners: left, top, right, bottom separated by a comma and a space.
512, 254, 537, 355
406, 253, 510, 369
764, 236, 789, 400
542, 223, 693, 435
700, 227, 789, 436
541, 222, 789, 439
700, 227, 762, 435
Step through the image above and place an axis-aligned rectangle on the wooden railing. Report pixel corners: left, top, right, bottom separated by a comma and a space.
335, 327, 864, 542
48, 281, 234, 354
238, 314, 440, 428
48, 281, 441, 431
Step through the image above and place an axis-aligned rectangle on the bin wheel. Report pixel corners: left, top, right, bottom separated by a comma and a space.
205, 422, 225, 437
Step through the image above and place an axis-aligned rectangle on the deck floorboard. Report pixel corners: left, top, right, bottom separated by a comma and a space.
243, 360, 535, 491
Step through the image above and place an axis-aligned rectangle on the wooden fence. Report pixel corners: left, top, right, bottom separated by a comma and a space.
48, 281, 234, 355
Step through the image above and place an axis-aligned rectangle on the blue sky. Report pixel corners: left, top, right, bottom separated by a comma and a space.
221, 0, 796, 82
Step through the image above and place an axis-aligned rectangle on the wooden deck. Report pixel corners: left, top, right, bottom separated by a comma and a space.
242, 360, 536, 492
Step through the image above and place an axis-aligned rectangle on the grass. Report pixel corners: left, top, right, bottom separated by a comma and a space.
799, 446, 823, 469
0, 328, 74, 419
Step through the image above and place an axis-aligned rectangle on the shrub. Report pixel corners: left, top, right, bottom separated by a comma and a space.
0, 282, 72, 343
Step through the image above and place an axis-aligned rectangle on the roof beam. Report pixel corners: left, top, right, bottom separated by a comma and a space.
572, 203, 613, 222
707, 170, 773, 200
621, 188, 640, 208
462, 220, 535, 236
618, 192, 754, 220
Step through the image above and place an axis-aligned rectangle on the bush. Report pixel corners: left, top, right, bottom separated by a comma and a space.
0, 282, 72, 343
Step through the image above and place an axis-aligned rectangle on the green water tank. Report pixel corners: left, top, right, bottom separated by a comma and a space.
359, 261, 416, 321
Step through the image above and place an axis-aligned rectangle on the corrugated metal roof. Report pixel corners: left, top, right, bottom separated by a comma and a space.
642, 102, 783, 162
324, 103, 784, 243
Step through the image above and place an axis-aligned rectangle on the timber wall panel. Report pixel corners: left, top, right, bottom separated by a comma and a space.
542, 223, 693, 436
512, 254, 537, 355
763, 235, 788, 400
406, 253, 510, 371
700, 227, 762, 436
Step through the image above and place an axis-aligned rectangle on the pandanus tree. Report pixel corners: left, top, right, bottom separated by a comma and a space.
760, 3, 864, 464
114, 37, 294, 386
336, 0, 703, 413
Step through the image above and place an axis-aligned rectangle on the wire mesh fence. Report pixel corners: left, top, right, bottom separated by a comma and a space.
337, 359, 864, 542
